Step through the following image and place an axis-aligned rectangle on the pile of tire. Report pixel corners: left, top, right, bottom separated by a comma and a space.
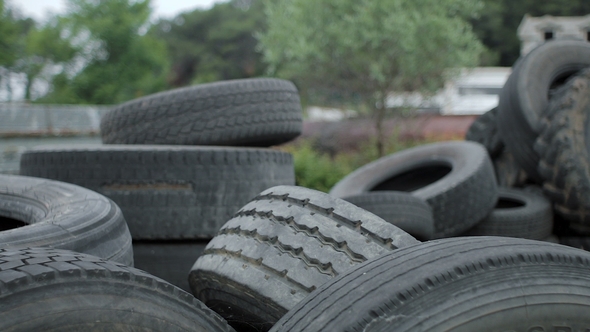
18, 78, 303, 292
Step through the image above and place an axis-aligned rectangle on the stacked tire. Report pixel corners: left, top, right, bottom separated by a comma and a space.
20, 78, 303, 292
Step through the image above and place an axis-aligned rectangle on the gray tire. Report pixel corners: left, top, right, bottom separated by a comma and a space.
189, 185, 418, 331
329, 141, 498, 238
342, 192, 434, 240
100, 78, 302, 147
0, 247, 234, 331
271, 237, 590, 332
19, 145, 295, 239
0, 174, 133, 266
465, 107, 503, 158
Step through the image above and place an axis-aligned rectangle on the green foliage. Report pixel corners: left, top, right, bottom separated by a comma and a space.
153, 0, 266, 87
0, 0, 19, 67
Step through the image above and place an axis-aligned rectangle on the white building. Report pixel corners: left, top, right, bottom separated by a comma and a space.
518, 14, 590, 55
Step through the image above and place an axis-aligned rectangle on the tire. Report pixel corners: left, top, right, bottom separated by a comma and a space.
100, 78, 302, 147
492, 149, 529, 187
497, 40, 590, 182
0, 247, 234, 331
19, 145, 295, 239
329, 141, 498, 238
0, 174, 133, 266
535, 68, 590, 233
342, 192, 434, 240
465, 107, 503, 158
133, 240, 208, 292
463, 187, 553, 240
270, 236, 590, 332
189, 185, 418, 331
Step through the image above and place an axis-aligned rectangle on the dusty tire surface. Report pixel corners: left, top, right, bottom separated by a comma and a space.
497, 40, 590, 182
342, 192, 434, 240
189, 185, 418, 331
463, 187, 553, 240
535, 69, 590, 233
270, 237, 590, 332
100, 78, 302, 147
19, 145, 295, 240
0, 174, 133, 266
465, 107, 503, 158
0, 247, 234, 331
329, 141, 498, 238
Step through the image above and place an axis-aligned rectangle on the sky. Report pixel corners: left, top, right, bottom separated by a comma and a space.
10, 0, 228, 21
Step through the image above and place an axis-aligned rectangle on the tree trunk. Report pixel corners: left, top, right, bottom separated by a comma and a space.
374, 93, 387, 157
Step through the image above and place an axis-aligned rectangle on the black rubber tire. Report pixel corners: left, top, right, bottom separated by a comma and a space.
342, 192, 434, 240
0, 247, 234, 331
535, 68, 590, 234
100, 78, 302, 147
329, 141, 498, 238
497, 40, 590, 182
465, 107, 503, 158
189, 185, 418, 332
133, 240, 208, 293
463, 187, 553, 240
270, 236, 590, 332
19, 145, 295, 240
0, 174, 133, 266
492, 148, 529, 187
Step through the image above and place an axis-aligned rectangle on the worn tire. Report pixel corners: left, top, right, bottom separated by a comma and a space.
342, 192, 434, 240
535, 68, 590, 233
0, 247, 234, 331
329, 141, 498, 238
271, 236, 590, 332
19, 145, 295, 240
0, 174, 133, 266
492, 148, 529, 187
100, 78, 302, 147
497, 40, 590, 182
189, 185, 418, 331
465, 107, 503, 158
463, 187, 553, 240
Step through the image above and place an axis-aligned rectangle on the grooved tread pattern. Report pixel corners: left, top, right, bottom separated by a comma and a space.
271, 237, 590, 332
535, 69, 590, 232
0, 247, 234, 331
19, 145, 295, 239
0, 174, 133, 266
463, 187, 553, 240
189, 185, 418, 330
100, 78, 303, 147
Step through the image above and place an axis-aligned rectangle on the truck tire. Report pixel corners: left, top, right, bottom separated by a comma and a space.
189, 185, 418, 331
0, 247, 234, 331
465, 107, 503, 158
0, 174, 133, 266
100, 78, 302, 147
19, 145, 295, 240
270, 236, 590, 332
329, 141, 498, 238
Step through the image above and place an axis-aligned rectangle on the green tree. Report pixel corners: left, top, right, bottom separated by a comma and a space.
259, 0, 483, 156
42, 0, 169, 104
153, 0, 266, 87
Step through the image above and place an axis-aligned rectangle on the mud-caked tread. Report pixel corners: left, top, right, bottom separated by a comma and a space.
329, 141, 498, 238
19, 145, 295, 240
100, 78, 303, 147
342, 192, 434, 240
497, 40, 590, 182
0, 247, 234, 331
535, 68, 590, 233
463, 187, 553, 240
189, 185, 418, 331
271, 236, 590, 332
465, 107, 504, 158
0, 174, 133, 266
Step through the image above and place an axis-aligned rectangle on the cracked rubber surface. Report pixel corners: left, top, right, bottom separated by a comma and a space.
0, 247, 234, 331
535, 69, 590, 233
189, 185, 418, 331
271, 237, 590, 332
100, 78, 302, 147
0, 174, 133, 266
329, 141, 498, 238
19, 145, 295, 240
463, 187, 553, 240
